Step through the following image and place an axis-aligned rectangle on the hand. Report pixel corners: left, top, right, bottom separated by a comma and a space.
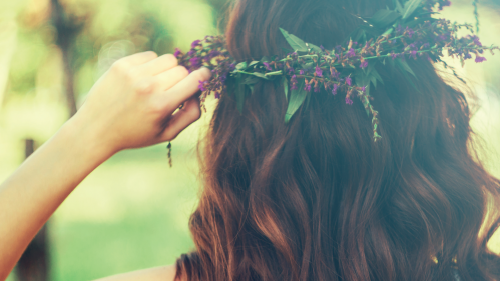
70, 51, 211, 155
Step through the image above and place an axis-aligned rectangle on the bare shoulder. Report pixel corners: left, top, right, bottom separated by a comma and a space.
93, 265, 178, 281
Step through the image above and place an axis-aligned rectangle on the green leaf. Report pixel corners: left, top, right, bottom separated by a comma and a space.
308, 42, 323, 53
393, 60, 419, 92
399, 66, 419, 92
281, 47, 295, 54
265, 71, 283, 76
282, 76, 289, 101
234, 74, 246, 114
235, 62, 248, 70
363, 85, 372, 116
279, 28, 308, 52
371, 76, 378, 88
382, 27, 394, 37
285, 79, 307, 123
387, 56, 396, 67
243, 76, 260, 85
251, 72, 272, 80
261, 56, 271, 62
301, 61, 315, 69
370, 68, 384, 85
345, 26, 377, 46
395, 58, 416, 77
249, 61, 260, 67
402, 0, 424, 19
394, 0, 404, 14
353, 29, 367, 43
368, 9, 402, 28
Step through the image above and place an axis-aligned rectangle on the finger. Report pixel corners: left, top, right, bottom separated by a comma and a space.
121, 51, 158, 66
133, 54, 178, 77
160, 67, 211, 113
158, 97, 201, 142
153, 66, 189, 91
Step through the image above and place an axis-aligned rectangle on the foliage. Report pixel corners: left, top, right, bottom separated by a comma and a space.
174, 0, 499, 142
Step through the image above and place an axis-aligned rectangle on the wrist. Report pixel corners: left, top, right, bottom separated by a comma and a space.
60, 114, 117, 164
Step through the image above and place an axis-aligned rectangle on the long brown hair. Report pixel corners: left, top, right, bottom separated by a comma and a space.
175, 0, 500, 280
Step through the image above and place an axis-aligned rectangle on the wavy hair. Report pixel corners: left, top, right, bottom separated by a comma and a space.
175, 0, 500, 280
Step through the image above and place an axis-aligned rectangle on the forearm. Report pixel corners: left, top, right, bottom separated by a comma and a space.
0, 51, 210, 280
0, 117, 113, 280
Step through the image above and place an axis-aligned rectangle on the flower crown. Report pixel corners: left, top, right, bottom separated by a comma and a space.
173, 0, 498, 142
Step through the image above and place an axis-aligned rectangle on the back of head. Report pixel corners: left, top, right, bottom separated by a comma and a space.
176, 0, 500, 280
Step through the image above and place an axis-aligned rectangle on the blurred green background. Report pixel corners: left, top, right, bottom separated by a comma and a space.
0, 0, 499, 280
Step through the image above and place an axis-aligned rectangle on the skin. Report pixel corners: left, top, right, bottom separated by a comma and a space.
0, 51, 211, 281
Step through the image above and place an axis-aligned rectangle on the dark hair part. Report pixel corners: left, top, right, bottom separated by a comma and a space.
176, 0, 500, 280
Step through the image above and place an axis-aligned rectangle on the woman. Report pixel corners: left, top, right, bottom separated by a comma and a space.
1, 0, 500, 280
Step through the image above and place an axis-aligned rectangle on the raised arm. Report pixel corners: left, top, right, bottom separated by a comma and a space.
0, 51, 210, 280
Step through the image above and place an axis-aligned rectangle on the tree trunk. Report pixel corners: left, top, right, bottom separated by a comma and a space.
51, 0, 79, 117
61, 47, 77, 116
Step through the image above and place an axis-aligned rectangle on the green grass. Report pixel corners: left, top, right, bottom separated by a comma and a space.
3, 123, 205, 281
46, 141, 203, 281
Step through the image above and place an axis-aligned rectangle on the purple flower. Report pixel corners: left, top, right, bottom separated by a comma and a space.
347, 48, 356, 58
174, 48, 181, 57
405, 27, 415, 39
346, 77, 352, 86
391, 52, 398, 60
288, 67, 295, 75
219, 74, 227, 83
475, 55, 487, 63
198, 80, 208, 92
315, 66, 323, 77
191, 40, 201, 48
189, 57, 202, 69
472, 36, 482, 47
464, 53, 472, 59
439, 0, 451, 9
331, 69, 340, 79
208, 49, 220, 58
320, 45, 325, 52
305, 82, 312, 92
187, 49, 196, 56
300, 69, 305, 75
345, 97, 354, 105
291, 75, 298, 90
411, 50, 418, 59
361, 86, 366, 93
396, 24, 402, 34
360, 60, 368, 69
263, 62, 273, 71
422, 43, 430, 49
214, 92, 220, 99
332, 84, 339, 95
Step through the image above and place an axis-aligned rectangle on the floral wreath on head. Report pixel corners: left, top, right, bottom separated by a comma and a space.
172, 0, 497, 146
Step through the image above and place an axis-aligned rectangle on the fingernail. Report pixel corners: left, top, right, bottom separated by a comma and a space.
198, 67, 212, 79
